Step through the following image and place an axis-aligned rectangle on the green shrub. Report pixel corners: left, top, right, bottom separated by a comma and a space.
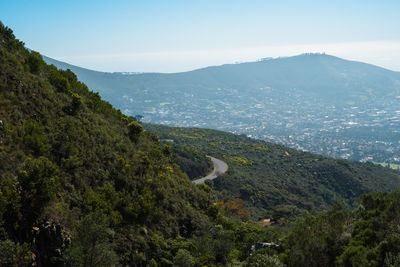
0, 239, 31, 266
22, 120, 50, 155
18, 157, 59, 212
0, 22, 24, 51
48, 66, 71, 92
128, 121, 143, 143
173, 249, 194, 267
64, 213, 119, 267
26, 51, 44, 74
0, 178, 21, 229
68, 93, 82, 115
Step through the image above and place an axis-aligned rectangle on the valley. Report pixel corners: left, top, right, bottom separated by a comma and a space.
2, 19, 400, 266
145, 123, 400, 221
43, 54, 400, 165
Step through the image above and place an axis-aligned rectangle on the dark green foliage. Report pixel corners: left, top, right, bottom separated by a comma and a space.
145, 124, 400, 221
3, 21, 400, 266
18, 157, 59, 213
0, 21, 24, 51
279, 191, 400, 267
172, 145, 212, 179
127, 120, 143, 142
82, 184, 123, 226
214, 229, 235, 264
0, 178, 22, 229
282, 205, 349, 266
26, 51, 44, 74
64, 213, 118, 267
71, 93, 82, 110
66, 93, 82, 115
173, 249, 194, 267
0, 22, 234, 266
21, 120, 50, 155
0, 239, 31, 266
384, 252, 400, 267
48, 65, 71, 92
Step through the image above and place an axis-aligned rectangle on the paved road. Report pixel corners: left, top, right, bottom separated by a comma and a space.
193, 156, 228, 184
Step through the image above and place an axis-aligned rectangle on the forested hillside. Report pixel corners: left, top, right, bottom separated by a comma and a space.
3, 21, 400, 266
145, 124, 400, 222
280, 191, 400, 266
0, 22, 276, 266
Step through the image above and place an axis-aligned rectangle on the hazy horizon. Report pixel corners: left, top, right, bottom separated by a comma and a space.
43, 43, 400, 74
1, 0, 399, 72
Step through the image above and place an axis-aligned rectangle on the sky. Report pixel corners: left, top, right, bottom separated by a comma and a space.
1, 0, 400, 73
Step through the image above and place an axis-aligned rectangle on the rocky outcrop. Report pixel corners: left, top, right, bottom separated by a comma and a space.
31, 222, 70, 267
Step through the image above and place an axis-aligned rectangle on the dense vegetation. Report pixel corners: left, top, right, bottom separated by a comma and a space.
280, 191, 400, 266
145, 124, 400, 222
3, 22, 400, 266
0, 22, 281, 266
166, 144, 212, 180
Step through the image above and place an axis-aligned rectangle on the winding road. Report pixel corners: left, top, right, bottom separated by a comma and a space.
193, 156, 228, 184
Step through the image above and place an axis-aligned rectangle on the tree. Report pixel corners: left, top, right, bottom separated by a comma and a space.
22, 120, 50, 155
69, 93, 82, 115
128, 121, 143, 143
283, 205, 349, 266
0, 239, 31, 266
173, 249, 194, 267
64, 213, 119, 267
26, 51, 44, 74
47, 66, 71, 92
0, 178, 22, 229
18, 157, 59, 213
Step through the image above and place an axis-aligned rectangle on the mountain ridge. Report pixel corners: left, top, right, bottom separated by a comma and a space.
42, 52, 400, 105
42, 52, 400, 164
43, 52, 400, 75
2, 21, 400, 266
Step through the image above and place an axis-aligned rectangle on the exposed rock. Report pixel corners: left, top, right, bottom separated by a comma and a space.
251, 242, 280, 253
31, 222, 70, 267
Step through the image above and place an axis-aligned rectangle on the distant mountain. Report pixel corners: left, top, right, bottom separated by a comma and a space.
43, 53, 400, 102
4, 22, 400, 266
43, 54, 400, 163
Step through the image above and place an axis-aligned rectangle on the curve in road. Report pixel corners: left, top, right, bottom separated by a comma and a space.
193, 156, 228, 184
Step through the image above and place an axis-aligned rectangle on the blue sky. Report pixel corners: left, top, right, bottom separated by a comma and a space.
1, 0, 400, 72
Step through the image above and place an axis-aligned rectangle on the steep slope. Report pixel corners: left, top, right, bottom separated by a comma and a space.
3, 22, 400, 266
0, 23, 217, 266
145, 124, 400, 222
